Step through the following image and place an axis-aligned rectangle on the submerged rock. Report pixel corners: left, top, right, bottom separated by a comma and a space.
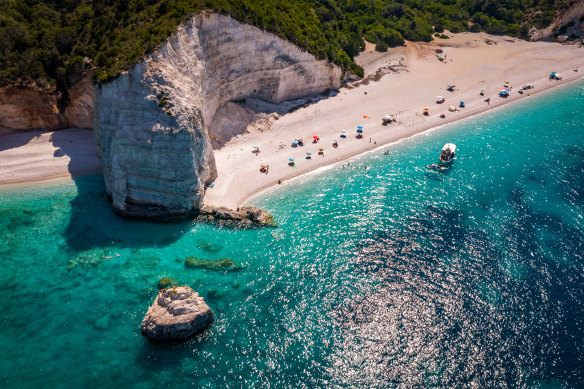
141, 286, 213, 341
157, 277, 178, 289
197, 242, 223, 253
184, 256, 243, 271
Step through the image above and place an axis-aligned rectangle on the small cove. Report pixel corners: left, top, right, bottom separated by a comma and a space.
1, 80, 583, 387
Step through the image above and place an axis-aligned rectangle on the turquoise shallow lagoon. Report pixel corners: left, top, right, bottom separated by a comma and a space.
1, 81, 584, 387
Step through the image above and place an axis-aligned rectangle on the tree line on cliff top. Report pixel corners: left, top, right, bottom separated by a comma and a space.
0, 0, 577, 93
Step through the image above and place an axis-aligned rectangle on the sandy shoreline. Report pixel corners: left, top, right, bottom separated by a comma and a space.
0, 128, 101, 188
204, 33, 583, 208
1, 32, 582, 206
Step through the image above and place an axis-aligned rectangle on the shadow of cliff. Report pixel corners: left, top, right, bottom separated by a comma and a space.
49, 131, 191, 254
0, 129, 44, 152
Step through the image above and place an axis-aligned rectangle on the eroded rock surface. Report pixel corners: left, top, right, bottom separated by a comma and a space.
198, 204, 277, 227
141, 286, 213, 341
530, 1, 584, 42
93, 12, 342, 218
0, 73, 94, 134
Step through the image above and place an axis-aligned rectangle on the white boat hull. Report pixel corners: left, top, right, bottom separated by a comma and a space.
440, 143, 456, 164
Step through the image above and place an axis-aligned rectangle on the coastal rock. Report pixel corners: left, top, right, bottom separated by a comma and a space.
245, 206, 266, 223
157, 277, 178, 289
184, 256, 243, 271
196, 204, 277, 227
530, 1, 584, 41
0, 73, 94, 134
141, 286, 213, 341
214, 206, 247, 220
93, 12, 342, 219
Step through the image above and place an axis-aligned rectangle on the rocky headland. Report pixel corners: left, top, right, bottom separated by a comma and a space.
93, 12, 342, 219
141, 286, 214, 341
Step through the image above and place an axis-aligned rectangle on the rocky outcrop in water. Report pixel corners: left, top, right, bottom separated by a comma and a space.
93, 12, 342, 219
198, 205, 277, 227
184, 256, 243, 271
141, 286, 213, 341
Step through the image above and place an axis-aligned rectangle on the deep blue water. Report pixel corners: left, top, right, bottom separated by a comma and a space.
1, 81, 583, 388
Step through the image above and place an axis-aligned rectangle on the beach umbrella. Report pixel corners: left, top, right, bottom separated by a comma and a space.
306, 151, 312, 155
356, 129, 363, 133
312, 135, 318, 139
289, 158, 295, 161
319, 148, 324, 151
424, 107, 429, 110
357, 125, 364, 129
333, 139, 338, 142
341, 129, 347, 133
340, 134, 347, 138
437, 96, 444, 99
460, 100, 465, 104
253, 145, 259, 148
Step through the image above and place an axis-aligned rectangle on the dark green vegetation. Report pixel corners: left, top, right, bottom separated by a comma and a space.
1, 0, 577, 91
157, 276, 178, 288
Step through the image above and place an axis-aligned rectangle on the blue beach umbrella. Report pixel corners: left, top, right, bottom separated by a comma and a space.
357, 125, 364, 129
306, 152, 312, 155
340, 134, 347, 138
289, 158, 295, 161
356, 129, 363, 133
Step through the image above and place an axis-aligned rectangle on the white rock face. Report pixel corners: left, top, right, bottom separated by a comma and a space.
94, 12, 342, 218
141, 286, 214, 341
530, 1, 584, 41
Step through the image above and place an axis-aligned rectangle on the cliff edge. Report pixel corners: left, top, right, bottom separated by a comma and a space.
93, 12, 342, 219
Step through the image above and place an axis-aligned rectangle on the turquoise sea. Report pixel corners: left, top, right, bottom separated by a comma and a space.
1, 81, 584, 388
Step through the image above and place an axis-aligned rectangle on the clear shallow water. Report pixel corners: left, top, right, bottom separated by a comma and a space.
1, 82, 584, 388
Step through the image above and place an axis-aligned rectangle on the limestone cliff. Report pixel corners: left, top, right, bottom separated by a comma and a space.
0, 74, 94, 134
93, 12, 342, 218
530, 1, 584, 41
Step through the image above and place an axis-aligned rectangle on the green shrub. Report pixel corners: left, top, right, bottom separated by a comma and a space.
470, 23, 481, 32
0, 0, 574, 93
375, 41, 389, 51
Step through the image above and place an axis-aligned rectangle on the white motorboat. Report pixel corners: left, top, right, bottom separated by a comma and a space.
440, 143, 456, 164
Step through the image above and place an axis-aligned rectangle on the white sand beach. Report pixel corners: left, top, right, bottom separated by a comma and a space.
0, 33, 582, 204
0, 128, 101, 186
204, 33, 583, 208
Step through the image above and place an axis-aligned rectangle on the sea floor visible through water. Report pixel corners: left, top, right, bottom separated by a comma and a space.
1, 81, 583, 388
